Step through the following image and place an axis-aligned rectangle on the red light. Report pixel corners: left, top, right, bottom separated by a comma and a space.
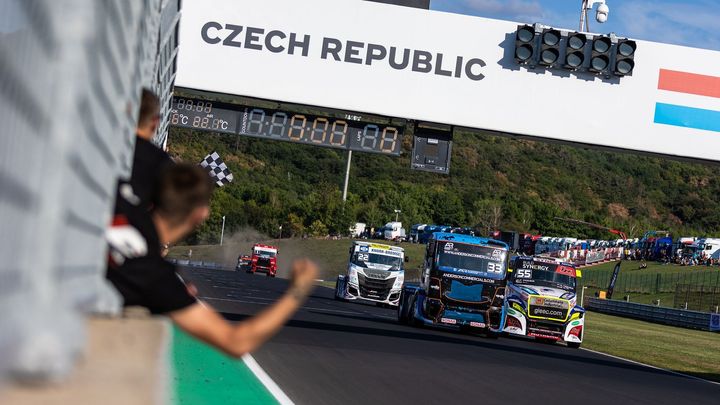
506, 316, 522, 329
569, 326, 582, 338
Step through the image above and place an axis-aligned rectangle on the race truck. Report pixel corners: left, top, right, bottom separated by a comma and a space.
398, 233, 509, 336
503, 256, 584, 348
249, 244, 278, 277
335, 241, 405, 306
236, 254, 252, 272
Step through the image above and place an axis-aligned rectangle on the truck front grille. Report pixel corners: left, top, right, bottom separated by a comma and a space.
528, 296, 569, 322
358, 273, 395, 300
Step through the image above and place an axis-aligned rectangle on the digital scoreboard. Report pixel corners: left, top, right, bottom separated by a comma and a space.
170, 97, 404, 156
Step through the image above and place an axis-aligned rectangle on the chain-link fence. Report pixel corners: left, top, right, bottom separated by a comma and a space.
580, 268, 720, 295
674, 284, 720, 313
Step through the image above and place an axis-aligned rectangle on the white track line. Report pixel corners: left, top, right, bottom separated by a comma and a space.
242, 353, 295, 405
580, 347, 720, 387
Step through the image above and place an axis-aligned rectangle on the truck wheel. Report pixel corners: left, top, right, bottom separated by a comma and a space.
397, 290, 410, 324
567, 342, 581, 349
485, 331, 500, 339
335, 277, 345, 301
408, 294, 422, 327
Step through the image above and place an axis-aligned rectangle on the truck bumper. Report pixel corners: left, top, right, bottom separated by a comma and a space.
410, 292, 504, 332
503, 307, 584, 344
336, 276, 401, 306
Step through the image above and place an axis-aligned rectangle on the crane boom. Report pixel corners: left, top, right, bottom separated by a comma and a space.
554, 217, 627, 240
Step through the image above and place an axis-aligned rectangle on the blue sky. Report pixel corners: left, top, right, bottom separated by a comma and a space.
431, 0, 720, 51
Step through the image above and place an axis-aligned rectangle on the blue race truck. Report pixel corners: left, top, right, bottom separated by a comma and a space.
397, 232, 509, 336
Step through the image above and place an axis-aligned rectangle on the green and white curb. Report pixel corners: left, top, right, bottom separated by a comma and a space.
170, 326, 293, 404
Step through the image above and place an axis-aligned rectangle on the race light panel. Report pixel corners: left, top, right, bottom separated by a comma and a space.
614, 39, 636, 76
513, 25, 637, 79
514, 24, 537, 64
539, 28, 561, 67
564, 32, 587, 70
589, 35, 612, 74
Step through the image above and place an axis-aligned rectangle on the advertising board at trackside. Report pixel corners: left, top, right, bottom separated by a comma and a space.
176, 0, 720, 162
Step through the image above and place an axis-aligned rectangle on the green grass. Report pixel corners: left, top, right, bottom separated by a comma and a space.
583, 312, 720, 382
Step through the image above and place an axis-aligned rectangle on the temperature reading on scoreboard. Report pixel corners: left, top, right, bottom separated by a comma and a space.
170, 97, 237, 134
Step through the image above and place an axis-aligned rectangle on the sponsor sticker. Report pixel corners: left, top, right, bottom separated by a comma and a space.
531, 307, 565, 318
444, 242, 454, 251
470, 321, 486, 328
440, 317, 457, 324
359, 246, 369, 252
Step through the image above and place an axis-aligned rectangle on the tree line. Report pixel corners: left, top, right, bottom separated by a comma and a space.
168, 127, 720, 244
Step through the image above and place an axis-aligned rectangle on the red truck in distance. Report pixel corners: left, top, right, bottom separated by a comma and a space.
250, 244, 278, 277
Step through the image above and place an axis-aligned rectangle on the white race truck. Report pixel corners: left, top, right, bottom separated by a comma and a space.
503, 256, 585, 348
335, 241, 405, 306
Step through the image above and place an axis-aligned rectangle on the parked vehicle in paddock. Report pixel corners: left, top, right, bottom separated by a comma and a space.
249, 244, 278, 277
503, 256, 584, 348
384, 222, 406, 241
398, 233, 509, 337
335, 241, 405, 306
236, 254, 252, 272
689, 238, 720, 260
409, 224, 427, 243
418, 225, 452, 244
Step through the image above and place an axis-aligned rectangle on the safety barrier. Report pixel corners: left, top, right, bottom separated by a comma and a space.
0, 0, 181, 384
586, 298, 720, 332
170, 259, 232, 271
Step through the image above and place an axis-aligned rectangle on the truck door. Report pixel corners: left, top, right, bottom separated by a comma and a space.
422, 240, 436, 289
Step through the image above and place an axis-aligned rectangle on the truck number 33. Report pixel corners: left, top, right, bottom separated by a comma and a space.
487, 262, 503, 273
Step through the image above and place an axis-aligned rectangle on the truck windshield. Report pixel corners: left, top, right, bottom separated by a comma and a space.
436, 241, 507, 279
254, 250, 276, 257
352, 252, 402, 269
513, 259, 576, 292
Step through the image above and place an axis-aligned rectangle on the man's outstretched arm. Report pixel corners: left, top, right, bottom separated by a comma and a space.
169, 258, 318, 358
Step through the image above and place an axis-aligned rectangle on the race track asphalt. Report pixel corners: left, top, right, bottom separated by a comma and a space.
179, 267, 720, 405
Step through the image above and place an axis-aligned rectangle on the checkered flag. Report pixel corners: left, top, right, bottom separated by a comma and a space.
200, 152, 234, 187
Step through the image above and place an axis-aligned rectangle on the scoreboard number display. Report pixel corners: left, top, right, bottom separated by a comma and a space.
170, 97, 403, 156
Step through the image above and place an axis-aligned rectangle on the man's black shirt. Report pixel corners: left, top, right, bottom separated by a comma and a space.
106, 186, 196, 314
131, 137, 173, 209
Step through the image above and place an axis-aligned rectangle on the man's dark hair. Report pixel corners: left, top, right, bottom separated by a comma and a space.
155, 164, 213, 224
138, 88, 160, 127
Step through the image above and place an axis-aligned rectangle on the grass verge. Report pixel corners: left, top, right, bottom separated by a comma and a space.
583, 311, 720, 383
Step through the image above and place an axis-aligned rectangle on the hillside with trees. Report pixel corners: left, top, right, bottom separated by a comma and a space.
168, 126, 720, 243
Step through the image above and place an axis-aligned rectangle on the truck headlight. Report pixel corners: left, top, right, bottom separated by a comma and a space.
348, 267, 359, 284
393, 273, 404, 289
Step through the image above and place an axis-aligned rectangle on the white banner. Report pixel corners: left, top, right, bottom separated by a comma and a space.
176, 0, 720, 161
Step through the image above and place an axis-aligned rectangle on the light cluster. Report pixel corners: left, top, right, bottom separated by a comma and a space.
514, 24, 636, 78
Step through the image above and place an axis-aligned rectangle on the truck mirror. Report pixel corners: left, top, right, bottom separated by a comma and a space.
404, 256, 410, 263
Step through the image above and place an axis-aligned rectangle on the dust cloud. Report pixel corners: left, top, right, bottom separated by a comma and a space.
212, 228, 315, 279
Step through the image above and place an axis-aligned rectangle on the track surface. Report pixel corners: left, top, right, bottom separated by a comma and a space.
180, 267, 720, 405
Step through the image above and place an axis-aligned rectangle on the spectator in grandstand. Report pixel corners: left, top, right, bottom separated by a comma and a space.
107, 164, 318, 357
